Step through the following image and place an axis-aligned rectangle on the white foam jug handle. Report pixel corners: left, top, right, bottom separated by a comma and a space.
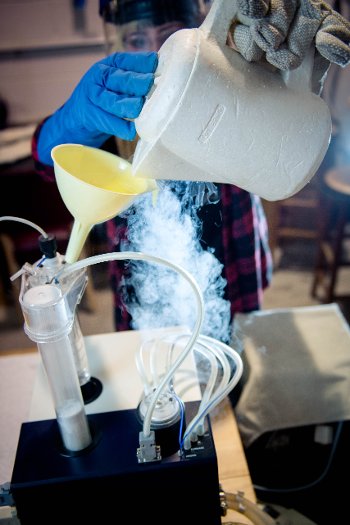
200, 0, 239, 45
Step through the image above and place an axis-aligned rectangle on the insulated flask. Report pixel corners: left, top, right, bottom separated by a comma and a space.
132, 0, 332, 201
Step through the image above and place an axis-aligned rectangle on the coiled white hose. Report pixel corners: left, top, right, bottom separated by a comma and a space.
54, 251, 204, 439
136, 331, 243, 450
54, 251, 243, 448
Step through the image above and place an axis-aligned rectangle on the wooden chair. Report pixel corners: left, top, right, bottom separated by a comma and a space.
311, 166, 350, 303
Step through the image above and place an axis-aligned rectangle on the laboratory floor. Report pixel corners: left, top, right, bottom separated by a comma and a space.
1, 238, 350, 352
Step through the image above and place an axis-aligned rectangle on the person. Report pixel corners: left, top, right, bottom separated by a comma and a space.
31, 0, 350, 338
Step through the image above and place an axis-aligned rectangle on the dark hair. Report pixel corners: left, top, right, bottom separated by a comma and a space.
100, 0, 198, 27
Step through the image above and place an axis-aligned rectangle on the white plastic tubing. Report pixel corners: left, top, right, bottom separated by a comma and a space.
137, 332, 243, 449
0, 215, 48, 237
54, 251, 243, 449
54, 252, 203, 433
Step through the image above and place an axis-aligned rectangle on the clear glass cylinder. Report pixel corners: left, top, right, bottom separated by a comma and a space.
37, 336, 92, 452
28, 254, 91, 387
21, 283, 92, 452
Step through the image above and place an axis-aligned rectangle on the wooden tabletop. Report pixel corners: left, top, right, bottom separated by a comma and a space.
211, 396, 257, 524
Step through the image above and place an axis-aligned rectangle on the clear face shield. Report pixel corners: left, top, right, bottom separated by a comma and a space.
104, 18, 186, 53
100, 0, 212, 54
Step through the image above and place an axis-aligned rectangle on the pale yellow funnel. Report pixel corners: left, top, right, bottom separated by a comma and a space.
51, 143, 157, 264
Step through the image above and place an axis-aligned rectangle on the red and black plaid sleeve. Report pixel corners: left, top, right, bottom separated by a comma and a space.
31, 118, 55, 181
220, 184, 272, 317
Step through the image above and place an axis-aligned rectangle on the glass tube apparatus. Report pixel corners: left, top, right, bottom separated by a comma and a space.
31, 245, 91, 388
20, 276, 92, 453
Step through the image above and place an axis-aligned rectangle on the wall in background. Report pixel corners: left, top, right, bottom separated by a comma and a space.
0, 0, 105, 125
0, 0, 349, 132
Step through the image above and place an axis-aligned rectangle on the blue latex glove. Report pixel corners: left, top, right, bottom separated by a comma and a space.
37, 51, 158, 166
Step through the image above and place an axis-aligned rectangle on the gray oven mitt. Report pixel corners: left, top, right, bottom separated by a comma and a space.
232, 0, 350, 93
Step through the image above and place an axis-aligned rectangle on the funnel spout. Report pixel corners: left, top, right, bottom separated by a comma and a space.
65, 221, 92, 264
